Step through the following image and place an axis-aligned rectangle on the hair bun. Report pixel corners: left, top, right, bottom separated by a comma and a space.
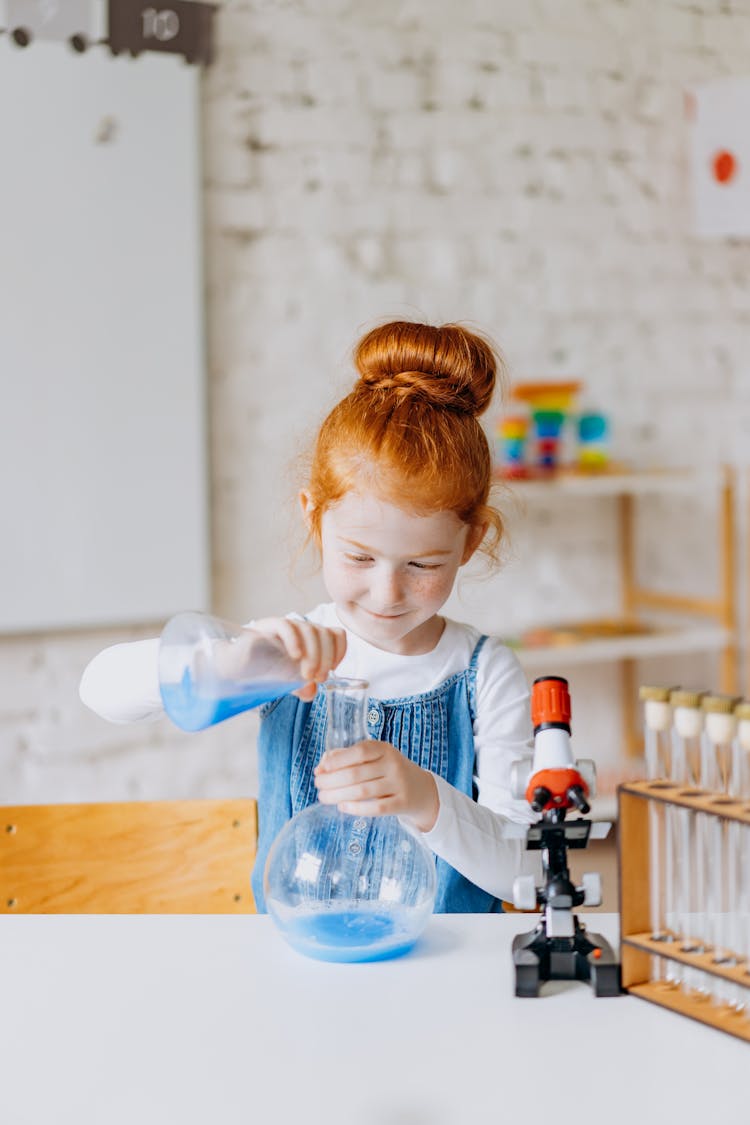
354, 321, 497, 416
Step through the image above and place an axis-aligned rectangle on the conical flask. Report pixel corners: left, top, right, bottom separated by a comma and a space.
159, 612, 304, 732
264, 677, 437, 962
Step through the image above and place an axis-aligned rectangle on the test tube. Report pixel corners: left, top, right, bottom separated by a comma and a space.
668, 689, 704, 989
731, 701, 750, 1015
639, 685, 673, 981
700, 694, 738, 1006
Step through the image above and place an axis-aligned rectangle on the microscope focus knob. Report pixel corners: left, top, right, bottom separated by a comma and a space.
581, 872, 602, 907
512, 874, 538, 912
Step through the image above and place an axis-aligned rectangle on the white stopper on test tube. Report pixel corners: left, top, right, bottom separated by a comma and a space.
672, 701, 704, 739
644, 700, 672, 732
734, 704, 750, 753
704, 709, 737, 747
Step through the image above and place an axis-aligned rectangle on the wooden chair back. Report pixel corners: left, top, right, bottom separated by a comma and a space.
0, 798, 257, 914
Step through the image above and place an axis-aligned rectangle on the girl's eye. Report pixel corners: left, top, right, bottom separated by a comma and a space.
347, 554, 373, 564
409, 561, 442, 570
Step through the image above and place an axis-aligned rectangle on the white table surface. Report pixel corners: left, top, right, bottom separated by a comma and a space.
0, 913, 742, 1125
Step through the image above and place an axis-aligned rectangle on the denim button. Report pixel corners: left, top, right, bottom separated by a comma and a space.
367, 707, 380, 724
353, 818, 367, 831
348, 841, 362, 856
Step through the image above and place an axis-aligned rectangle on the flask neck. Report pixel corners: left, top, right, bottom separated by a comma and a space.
325, 678, 369, 750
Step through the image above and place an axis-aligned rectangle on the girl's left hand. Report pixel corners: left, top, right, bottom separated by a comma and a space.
314, 741, 439, 833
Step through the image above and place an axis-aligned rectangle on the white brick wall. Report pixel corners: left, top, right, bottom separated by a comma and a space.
2, 0, 749, 804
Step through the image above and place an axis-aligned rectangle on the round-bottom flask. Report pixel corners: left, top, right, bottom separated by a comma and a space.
264, 678, 437, 962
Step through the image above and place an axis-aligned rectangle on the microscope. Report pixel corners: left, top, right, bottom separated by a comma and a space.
510, 676, 620, 998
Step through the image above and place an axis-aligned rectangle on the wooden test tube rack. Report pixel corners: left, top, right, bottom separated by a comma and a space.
619, 779, 750, 1042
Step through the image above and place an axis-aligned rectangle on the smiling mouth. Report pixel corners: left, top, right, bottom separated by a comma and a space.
362, 608, 405, 620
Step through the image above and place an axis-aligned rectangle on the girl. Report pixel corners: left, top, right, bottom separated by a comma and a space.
80, 319, 536, 912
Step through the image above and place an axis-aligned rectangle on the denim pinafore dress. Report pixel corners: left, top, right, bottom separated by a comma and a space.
251, 636, 501, 914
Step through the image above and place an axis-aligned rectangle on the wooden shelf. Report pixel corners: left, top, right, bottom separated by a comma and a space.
627, 979, 750, 1042
514, 622, 731, 669
451, 465, 737, 814
497, 466, 722, 499
497, 465, 737, 764
625, 931, 750, 988
620, 778, 750, 822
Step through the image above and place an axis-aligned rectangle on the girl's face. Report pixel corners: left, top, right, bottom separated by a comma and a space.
301, 490, 483, 655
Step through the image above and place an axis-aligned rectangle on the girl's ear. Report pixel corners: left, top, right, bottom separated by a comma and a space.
461, 522, 486, 565
299, 490, 315, 528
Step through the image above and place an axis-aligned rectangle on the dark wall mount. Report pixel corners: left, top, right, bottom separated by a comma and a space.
2, 0, 216, 65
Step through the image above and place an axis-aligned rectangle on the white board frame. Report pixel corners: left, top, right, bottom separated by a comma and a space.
0, 38, 209, 632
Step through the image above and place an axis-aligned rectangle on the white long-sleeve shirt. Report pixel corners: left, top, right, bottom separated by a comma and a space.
79, 603, 538, 900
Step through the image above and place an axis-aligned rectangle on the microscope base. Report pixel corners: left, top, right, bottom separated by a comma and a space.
512, 916, 621, 998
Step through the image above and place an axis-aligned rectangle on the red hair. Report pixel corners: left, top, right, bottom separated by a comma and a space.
305, 321, 507, 561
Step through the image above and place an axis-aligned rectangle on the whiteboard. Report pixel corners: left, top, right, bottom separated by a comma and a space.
0, 38, 209, 632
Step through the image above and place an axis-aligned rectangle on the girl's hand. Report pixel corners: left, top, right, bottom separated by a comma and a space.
249, 617, 346, 701
314, 741, 439, 833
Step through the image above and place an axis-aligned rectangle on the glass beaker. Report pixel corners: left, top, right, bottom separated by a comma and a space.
264, 677, 437, 963
158, 612, 304, 731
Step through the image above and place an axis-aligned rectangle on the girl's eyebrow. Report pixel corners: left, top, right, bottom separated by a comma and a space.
339, 536, 453, 558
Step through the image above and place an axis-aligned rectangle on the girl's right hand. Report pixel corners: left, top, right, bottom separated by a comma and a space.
249, 617, 347, 701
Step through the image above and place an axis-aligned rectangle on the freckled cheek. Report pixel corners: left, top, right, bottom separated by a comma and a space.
409, 573, 453, 606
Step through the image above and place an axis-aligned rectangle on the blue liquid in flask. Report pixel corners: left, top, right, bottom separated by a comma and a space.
161, 667, 303, 731
277, 907, 420, 963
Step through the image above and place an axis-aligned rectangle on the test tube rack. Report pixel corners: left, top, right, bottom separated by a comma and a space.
619, 778, 750, 1042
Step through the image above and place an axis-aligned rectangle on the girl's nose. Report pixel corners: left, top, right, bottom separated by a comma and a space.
373, 568, 403, 609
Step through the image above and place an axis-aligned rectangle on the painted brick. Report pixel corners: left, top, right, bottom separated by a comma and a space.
2, 0, 749, 807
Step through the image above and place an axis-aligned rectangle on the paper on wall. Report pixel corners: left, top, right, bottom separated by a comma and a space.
687, 76, 750, 238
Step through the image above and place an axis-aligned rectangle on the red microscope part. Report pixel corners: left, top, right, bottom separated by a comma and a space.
526, 676, 589, 814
